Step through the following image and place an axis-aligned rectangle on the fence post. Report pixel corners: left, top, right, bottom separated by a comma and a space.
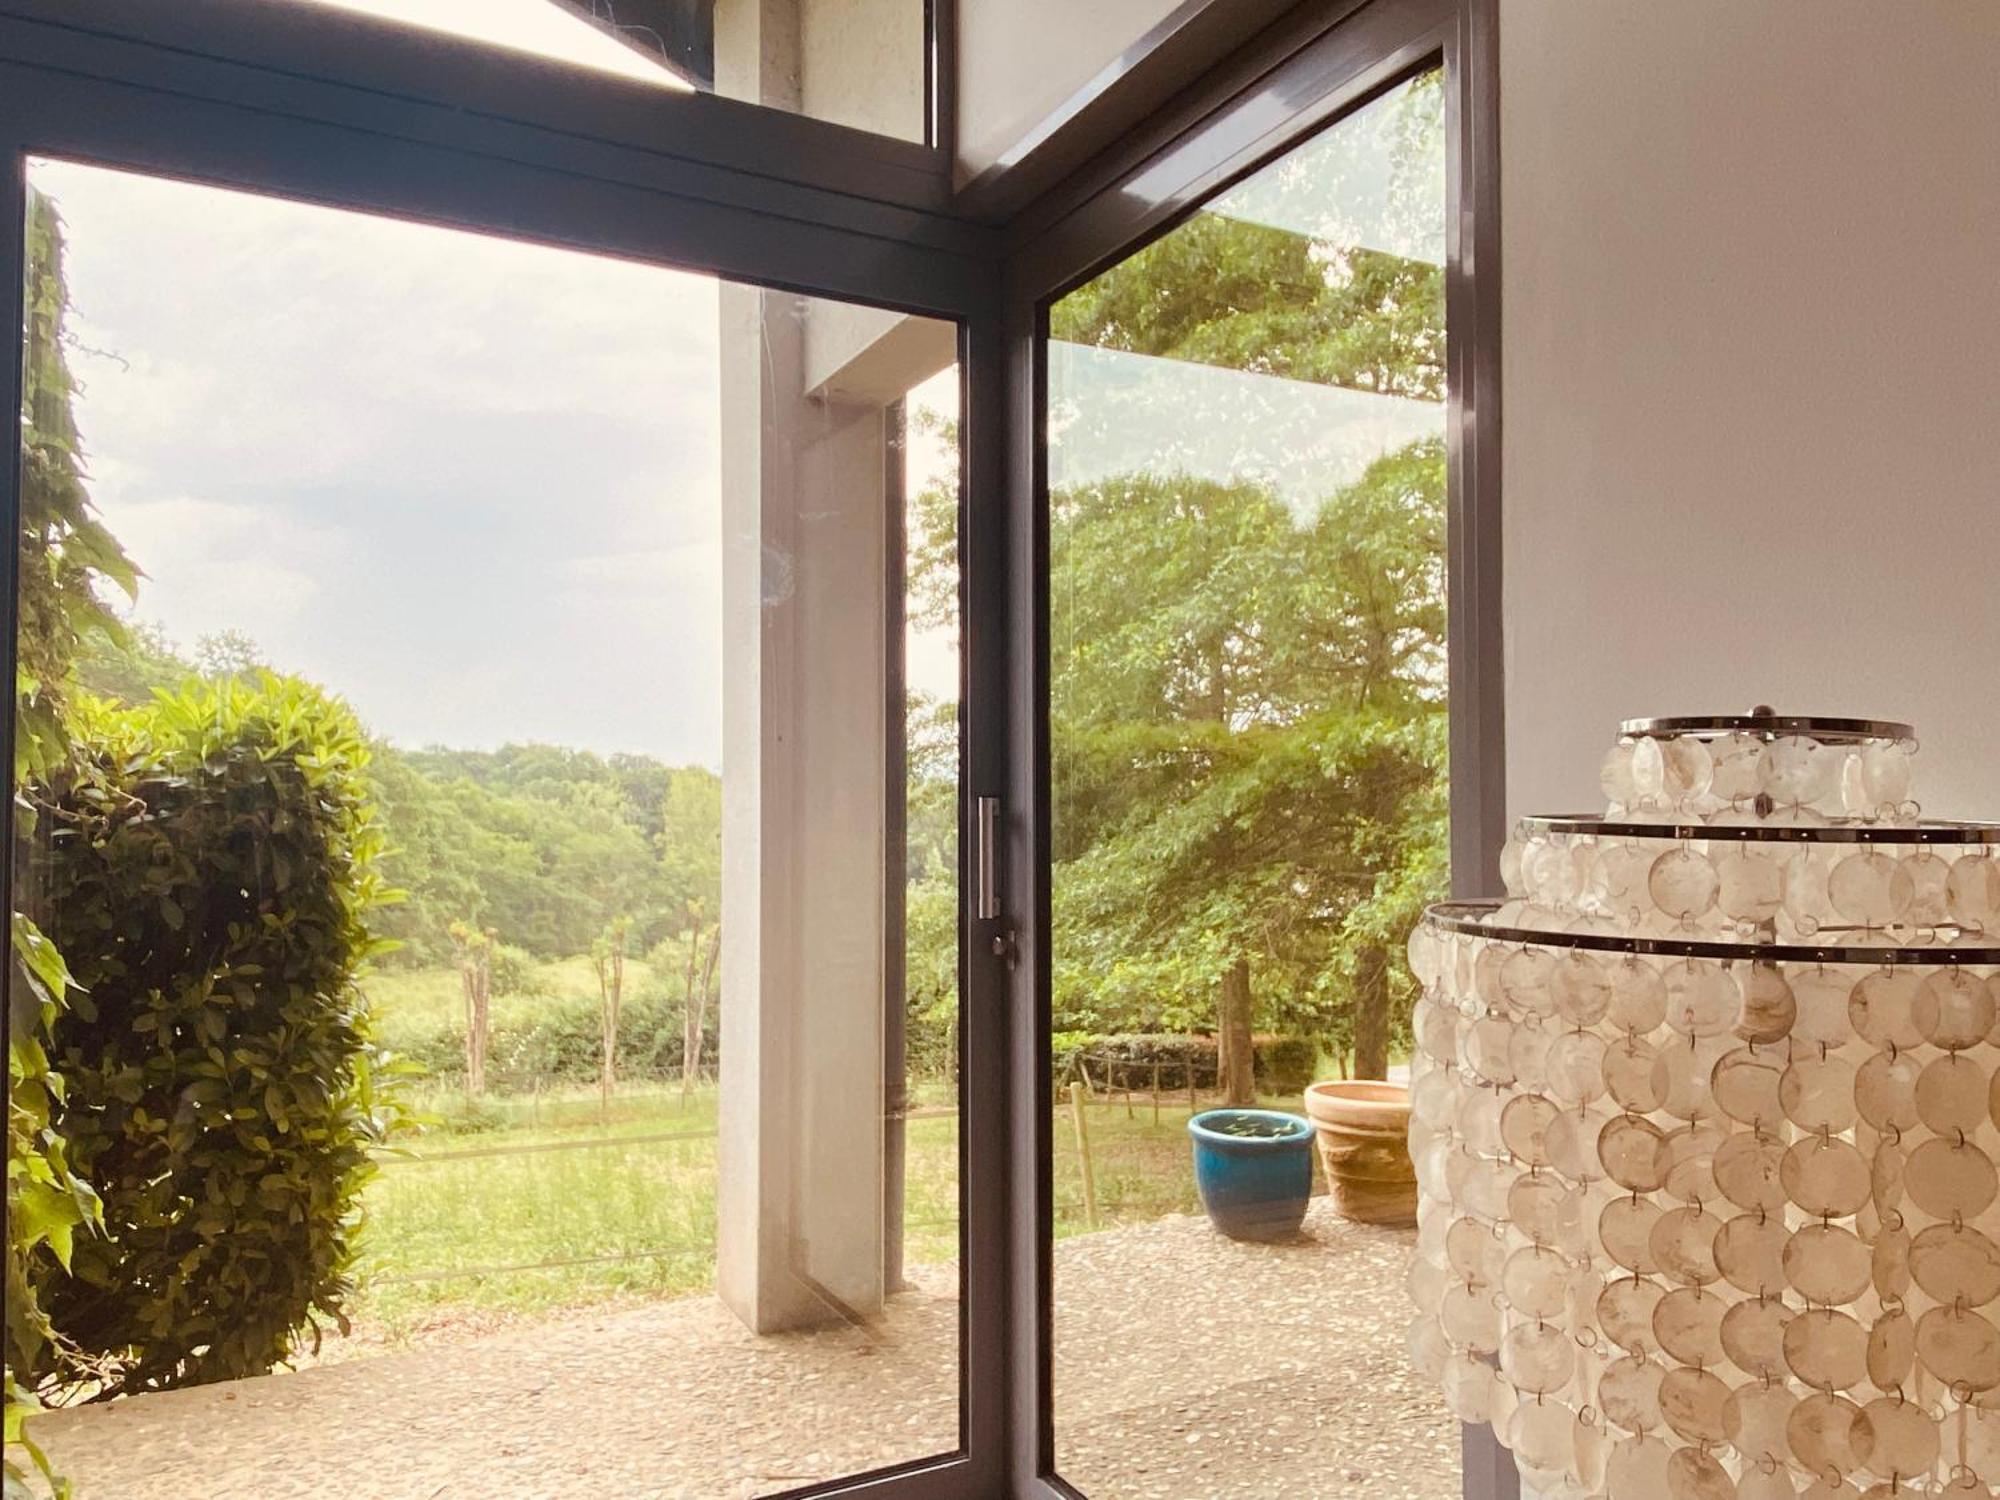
1068, 1080, 1100, 1232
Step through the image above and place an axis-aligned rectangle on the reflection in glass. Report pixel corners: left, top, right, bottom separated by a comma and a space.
7, 159, 959, 1498
1047, 72, 1457, 1498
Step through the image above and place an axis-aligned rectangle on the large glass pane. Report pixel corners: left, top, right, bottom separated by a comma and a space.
258, 0, 930, 143
7, 158, 960, 1498
1046, 72, 1456, 1498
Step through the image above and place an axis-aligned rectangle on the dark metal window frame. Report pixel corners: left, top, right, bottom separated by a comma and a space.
0, 3, 1503, 1499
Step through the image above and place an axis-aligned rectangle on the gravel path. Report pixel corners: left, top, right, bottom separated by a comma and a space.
24, 1202, 1455, 1499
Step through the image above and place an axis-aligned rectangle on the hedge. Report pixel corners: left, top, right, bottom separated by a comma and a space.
1057, 1032, 1319, 1095
390, 989, 718, 1092
21, 677, 405, 1397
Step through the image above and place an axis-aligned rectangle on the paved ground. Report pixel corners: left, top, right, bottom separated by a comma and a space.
23, 1202, 1456, 1500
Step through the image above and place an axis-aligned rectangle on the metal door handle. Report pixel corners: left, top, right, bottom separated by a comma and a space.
975, 795, 1001, 920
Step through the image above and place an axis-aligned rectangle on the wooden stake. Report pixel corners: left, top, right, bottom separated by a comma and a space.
1068, 1080, 1101, 1231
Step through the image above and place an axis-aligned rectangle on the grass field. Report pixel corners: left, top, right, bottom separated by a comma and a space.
337, 963, 1312, 1351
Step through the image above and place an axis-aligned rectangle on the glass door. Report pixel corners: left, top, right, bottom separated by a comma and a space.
8, 156, 967, 1500
1041, 68, 1458, 1500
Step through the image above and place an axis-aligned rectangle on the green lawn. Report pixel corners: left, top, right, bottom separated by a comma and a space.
343, 965, 1311, 1348
342, 1077, 1310, 1348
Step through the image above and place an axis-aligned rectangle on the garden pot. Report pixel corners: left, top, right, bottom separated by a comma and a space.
1303, 1080, 1416, 1226
1186, 1108, 1315, 1242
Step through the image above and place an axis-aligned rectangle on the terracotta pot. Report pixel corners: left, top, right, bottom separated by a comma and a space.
1303, 1079, 1416, 1226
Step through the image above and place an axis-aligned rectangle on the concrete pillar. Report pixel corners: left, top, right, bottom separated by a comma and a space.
713, 0, 951, 1337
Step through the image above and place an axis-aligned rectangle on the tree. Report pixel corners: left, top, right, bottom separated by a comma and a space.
676, 901, 721, 1104
592, 916, 631, 1106
450, 922, 496, 1096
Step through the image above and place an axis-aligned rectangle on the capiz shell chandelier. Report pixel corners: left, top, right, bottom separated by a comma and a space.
1406, 712, 2000, 1500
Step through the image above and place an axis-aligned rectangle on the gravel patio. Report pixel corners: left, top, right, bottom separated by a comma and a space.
25, 1201, 1455, 1500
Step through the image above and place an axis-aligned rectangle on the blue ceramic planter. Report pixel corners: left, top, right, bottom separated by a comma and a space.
1187, 1108, 1315, 1241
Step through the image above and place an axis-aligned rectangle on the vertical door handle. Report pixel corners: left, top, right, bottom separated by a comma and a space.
975, 795, 1001, 921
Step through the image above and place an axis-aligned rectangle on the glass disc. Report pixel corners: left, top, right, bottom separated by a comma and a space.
1409, 1314, 1451, 1381
1663, 1124, 1726, 1203
1662, 737, 1715, 801
1459, 1155, 1516, 1220
1786, 1307, 1868, 1392
1658, 1365, 1731, 1444
1600, 1353, 1665, 1433
1603, 742, 1639, 805
1720, 852, 1786, 925
1790, 967, 1859, 1050
1607, 1435, 1673, 1500
1717, 1210, 1790, 1297
1870, 1141, 1906, 1216
1501, 947, 1559, 1016
1440, 1349, 1497, 1421
1782, 1053, 1860, 1133
1916, 1303, 2000, 1392
1504, 1243, 1570, 1320
1512, 1171, 1581, 1248
1829, 851, 1914, 928
1711, 732, 1763, 802
1651, 1206, 1722, 1287
1785, 854, 1835, 936
1715, 1131, 1789, 1212
1854, 1049, 1923, 1132
1787, 1392, 1865, 1479
1866, 1309, 1915, 1391
1501, 1320, 1576, 1396
1461, 1085, 1506, 1155
1441, 1280, 1502, 1352
1600, 1276, 1666, 1354
1466, 1016, 1519, 1086
1860, 744, 1912, 807
1781, 1135, 1873, 1217
1903, 851, 1951, 927
1447, 1215, 1506, 1284
1737, 965, 1798, 1044
1714, 1047, 1787, 1128
1872, 1224, 1911, 1300
1607, 1036, 1672, 1113
1991, 1061, 2000, 1134
1509, 1395, 1576, 1476
1603, 1194, 1666, 1273
1785, 1224, 1872, 1305
1762, 737, 1836, 805
1849, 970, 1924, 1051
1728, 1380, 1798, 1466
1512, 1025, 1556, 1096
1597, 842, 1654, 908
1502, 1093, 1560, 1167
1554, 950, 1613, 1026
1602, 1115, 1670, 1192
1665, 959, 1739, 1038
1917, 1053, 1988, 1136
1549, 1029, 1610, 1107
1851, 1395, 1939, 1480
1611, 958, 1670, 1033
1911, 1224, 2000, 1307
1653, 1284, 1726, 1364
1409, 1252, 1449, 1307
1946, 856, 2000, 933
1666, 1446, 1735, 1500
1722, 1295, 1791, 1379
1474, 940, 1509, 1008
1914, 968, 1997, 1051
1798, 1482, 1855, 1500
1632, 736, 1667, 799
1548, 1107, 1609, 1187
1906, 1135, 1999, 1219
1653, 849, 1721, 921
1662, 1034, 1734, 1124
1574, 1409, 1610, 1495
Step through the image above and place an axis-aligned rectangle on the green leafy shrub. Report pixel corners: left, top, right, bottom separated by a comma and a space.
393, 988, 718, 1091
18, 675, 407, 1398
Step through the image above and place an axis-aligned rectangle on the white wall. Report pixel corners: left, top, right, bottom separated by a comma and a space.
955, 0, 1183, 180
1501, 0, 2000, 824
